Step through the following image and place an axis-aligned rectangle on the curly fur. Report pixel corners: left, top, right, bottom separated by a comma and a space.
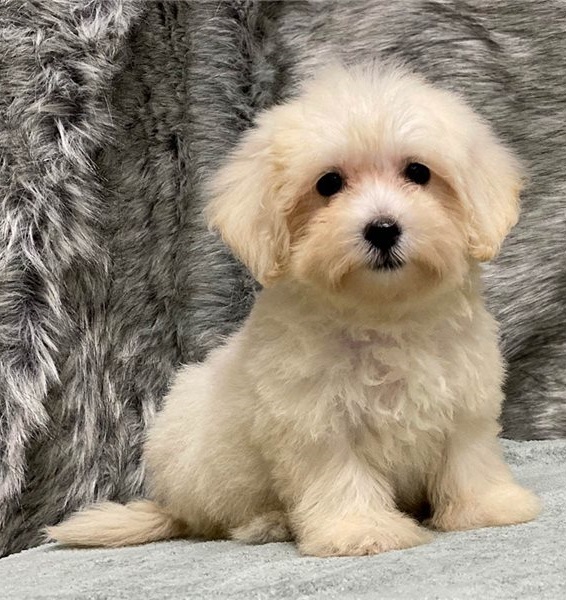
1, 0, 565, 556
48, 64, 540, 556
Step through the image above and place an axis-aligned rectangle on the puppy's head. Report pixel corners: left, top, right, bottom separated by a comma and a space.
207, 63, 522, 307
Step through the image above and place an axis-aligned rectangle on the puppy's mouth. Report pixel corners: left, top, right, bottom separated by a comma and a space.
368, 250, 405, 272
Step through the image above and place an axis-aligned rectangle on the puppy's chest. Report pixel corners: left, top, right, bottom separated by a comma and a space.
253, 312, 488, 439
331, 328, 463, 434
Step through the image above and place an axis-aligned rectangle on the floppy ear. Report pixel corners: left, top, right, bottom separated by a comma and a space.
457, 127, 523, 262
205, 118, 290, 286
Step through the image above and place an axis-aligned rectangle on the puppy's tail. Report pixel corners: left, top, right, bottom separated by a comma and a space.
45, 500, 187, 548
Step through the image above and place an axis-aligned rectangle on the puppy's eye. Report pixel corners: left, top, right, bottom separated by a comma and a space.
404, 162, 431, 185
316, 172, 344, 197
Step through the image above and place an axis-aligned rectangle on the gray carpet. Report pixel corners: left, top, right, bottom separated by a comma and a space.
2, 440, 564, 599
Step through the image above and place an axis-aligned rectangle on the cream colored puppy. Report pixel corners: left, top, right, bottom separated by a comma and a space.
48, 63, 540, 557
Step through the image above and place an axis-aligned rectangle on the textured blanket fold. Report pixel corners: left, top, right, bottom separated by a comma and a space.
1, 0, 565, 556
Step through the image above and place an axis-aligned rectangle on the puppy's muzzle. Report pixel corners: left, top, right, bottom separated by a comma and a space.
363, 220, 404, 271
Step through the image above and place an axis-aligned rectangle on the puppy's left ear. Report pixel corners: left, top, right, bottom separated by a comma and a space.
205, 115, 290, 286
458, 127, 523, 262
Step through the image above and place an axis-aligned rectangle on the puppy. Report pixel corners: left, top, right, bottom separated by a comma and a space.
47, 63, 540, 557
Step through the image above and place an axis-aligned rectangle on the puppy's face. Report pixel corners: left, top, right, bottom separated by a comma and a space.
207, 64, 522, 309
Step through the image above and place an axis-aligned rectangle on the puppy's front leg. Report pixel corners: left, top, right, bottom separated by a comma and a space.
429, 419, 541, 531
277, 442, 431, 557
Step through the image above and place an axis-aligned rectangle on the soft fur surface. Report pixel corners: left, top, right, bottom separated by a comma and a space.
48, 65, 540, 556
1, 0, 565, 557
4, 440, 565, 600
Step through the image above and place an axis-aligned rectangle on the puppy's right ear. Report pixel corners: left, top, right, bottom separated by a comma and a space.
206, 117, 290, 286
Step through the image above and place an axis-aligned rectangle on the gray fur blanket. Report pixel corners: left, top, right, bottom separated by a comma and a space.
0, 0, 565, 557
3, 440, 565, 600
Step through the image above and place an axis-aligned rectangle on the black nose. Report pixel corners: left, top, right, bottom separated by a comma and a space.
363, 220, 402, 252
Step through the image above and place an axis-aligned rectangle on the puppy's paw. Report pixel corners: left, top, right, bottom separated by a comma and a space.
298, 513, 432, 557
230, 511, 292, 544
430, 484, 541, 532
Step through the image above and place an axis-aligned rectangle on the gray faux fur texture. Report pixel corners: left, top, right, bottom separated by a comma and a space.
0, 0, 564, 556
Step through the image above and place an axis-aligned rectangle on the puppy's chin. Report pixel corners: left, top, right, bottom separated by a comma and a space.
334, 262, 458, 310
290, 247, 469, 317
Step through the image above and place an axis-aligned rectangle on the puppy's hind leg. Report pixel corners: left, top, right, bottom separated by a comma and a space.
429, 419, 540, 532
230, 511, 292, 544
